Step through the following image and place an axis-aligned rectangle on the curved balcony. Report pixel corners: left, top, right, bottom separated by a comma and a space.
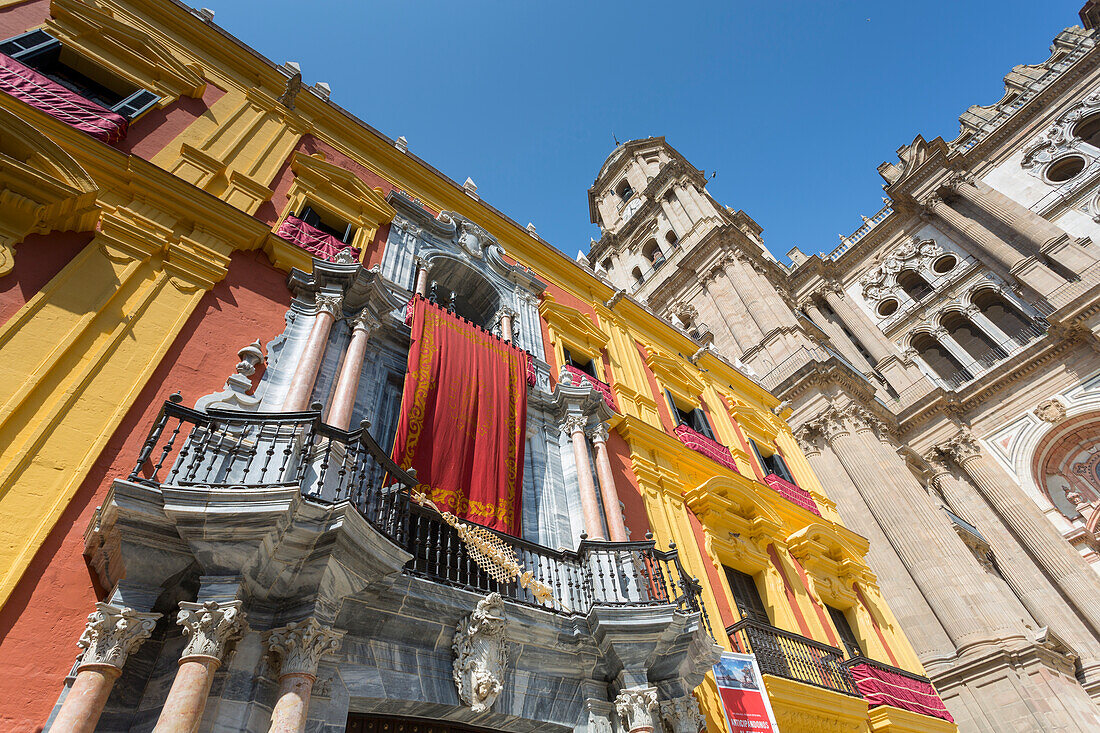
129, 399, 712, 626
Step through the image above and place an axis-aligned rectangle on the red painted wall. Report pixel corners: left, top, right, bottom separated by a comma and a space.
116, 84, 226, 159
0, 230, 93, 329
0, 0, 49, 39
0, 250, 291, 733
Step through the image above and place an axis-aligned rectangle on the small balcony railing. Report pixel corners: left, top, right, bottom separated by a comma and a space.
275, 214, 359, 262
129, 399, 711, 629
563, 364, 617, 411
673, 424, 739, 474
762, 473, 821, 516
843, 656, 954, 723
726, 619, 859, 696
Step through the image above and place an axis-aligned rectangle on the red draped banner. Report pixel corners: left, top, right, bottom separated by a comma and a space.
391, 295, 527, 535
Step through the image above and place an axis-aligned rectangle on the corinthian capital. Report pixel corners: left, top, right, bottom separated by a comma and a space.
615, 686, 658, 733
588, 422, 610, 444
944, 170, 976, 192
944, 431, 982, 463
350, 309, 381, 334
659, 695, 705, 733
923, 448, 952, 478
314, 293, 343, 317
562, 413, 589, 435
266, 617, 344, 678
806, 408, 849, 443
77, 602, 160, 670
921, 194, 945, 213
177, 600, 247, 662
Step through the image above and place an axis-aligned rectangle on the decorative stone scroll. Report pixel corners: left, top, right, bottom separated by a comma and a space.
77, 602, 160, 670
177, 600, 247, 662
453, 592, 509, 713
858, 237, 943, 300
616, 686, 659, 733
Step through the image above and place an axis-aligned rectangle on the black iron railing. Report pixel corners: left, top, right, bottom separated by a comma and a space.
726, 619, 859, 696
130, 399, 711, 630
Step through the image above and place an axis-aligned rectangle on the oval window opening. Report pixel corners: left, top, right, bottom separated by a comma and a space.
932, 254, 958, 274
1047, 156, 1085, 183
877, 299, 899, 317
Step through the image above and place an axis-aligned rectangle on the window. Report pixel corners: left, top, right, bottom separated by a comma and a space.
631, 266, 644, 285
617, 180, 634, 201
665, 230, 679, 248
827, 605, 863, 659
749, 439, 795, 484
642, 238, 664, 268
667, 390, 715, 439
932, 254, 958, 274
0, 30, 158, 119
724, 566, 769, 624
1075, 113, 1100, 148
563, 348, 597, 378
876, 298, 899, 317
896, 269, 933, 302
1046, 155, 1085, 183
298, 204, 356, 244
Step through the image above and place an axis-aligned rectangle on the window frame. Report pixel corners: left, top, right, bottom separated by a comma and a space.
723, 565, 770, 624
826, 604, 864, 659
666, 389, 716, 440
749, 438, 795, 484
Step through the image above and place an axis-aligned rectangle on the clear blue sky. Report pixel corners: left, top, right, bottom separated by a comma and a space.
211, 1, 1080, 262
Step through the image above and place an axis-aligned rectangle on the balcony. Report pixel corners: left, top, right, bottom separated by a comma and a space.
130, 399, 711, 623
673, 423, 740, 473
563, 364, 618, 411
276, 214, 360, 262
844, 656, 955, 723
763, 473, 821, 516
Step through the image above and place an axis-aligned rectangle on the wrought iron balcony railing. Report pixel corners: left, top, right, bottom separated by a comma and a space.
726, 618, 859, 696
130, 399, 712, 630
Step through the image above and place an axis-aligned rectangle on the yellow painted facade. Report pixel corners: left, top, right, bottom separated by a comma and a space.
0, 1, 956, 731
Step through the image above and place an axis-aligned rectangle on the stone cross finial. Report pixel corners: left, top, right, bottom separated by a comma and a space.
266, 617, 345, 678
177, 600, 247, 662
616, 686, 658, 733
659, 695, 705, 733
77, 602, 160, 670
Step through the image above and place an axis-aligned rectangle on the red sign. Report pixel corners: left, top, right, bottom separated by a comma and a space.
713, 653, 780, 733
391, 296, 528, 535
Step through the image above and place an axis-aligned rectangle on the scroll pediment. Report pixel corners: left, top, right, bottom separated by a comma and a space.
289, 152, 395, 231
643, 346, 704, 400
878, 135, 948, 187
539, 294, 609, 355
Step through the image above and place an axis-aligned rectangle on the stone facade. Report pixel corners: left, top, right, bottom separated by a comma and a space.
584, 7, 1100, 731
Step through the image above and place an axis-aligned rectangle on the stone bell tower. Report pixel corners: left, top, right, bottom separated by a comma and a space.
587, 138, 816, 376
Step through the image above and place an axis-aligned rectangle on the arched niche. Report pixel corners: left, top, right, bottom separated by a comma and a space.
1032, 410, 1100, 519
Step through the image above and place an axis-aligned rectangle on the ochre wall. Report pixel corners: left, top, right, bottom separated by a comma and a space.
0, 250, 290, 733
116, 83, 227, 159
0, 231, 93, 328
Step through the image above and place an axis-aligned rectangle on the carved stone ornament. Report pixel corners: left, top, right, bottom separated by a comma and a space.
277, 68, 302, 109
77, 602, 160, 670
315, 293, 343, 317
616, 686, 659, 733
266, 617, 345, 678
1021, 88, 1100, 170
562, 413, 589, 435
1034, 397, 1069, 424
944, 431, 983, 464
453, 592, 509, 713
859, 237, 943, 300
177, 600, 247, 662
659, 695, 705, 733
350, 309, 381, 335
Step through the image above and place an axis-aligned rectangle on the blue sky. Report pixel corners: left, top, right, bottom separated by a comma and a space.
211, 1, 1079, 262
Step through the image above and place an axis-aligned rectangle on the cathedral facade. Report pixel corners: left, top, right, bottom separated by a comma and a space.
587, 4, 1100, 731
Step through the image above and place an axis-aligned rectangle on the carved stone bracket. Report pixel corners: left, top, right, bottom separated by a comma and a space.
616, 686, 658, 733
177, 600, 247, 663
453, 592, 509, 713
659, 694, 704, 733
266, 617, 345, 679
77, 602, 161, 671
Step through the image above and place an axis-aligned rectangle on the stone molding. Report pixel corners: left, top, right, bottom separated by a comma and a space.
77, 602, 160, 671
177, 600, 247, 663
658, 694, 704, 733
615, 686, 658, 733
563, 413, 589, 435
266, 617, 345, 679
589, 422, 610, 444
453, 592, 508, 713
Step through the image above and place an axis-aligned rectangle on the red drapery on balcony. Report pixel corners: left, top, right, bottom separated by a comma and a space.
0, 53, 127, 142
391, 295, 528, 535
275, 215, 360, 262
563, 364, 617, 411
763, 473, 821, 516
848, 662, 954, 723
673, 424, 739, 473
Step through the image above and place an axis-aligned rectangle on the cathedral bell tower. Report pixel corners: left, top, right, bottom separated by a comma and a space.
587, 137, 814, 376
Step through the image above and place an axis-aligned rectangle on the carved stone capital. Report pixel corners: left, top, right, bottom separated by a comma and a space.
944, 431, 982, 464
453, 593, 508, 713
350, 309, 381, 334
315, 293, 343, 317
923, 449, 952, 480
77, 603, 160, 671
177, 600, 247, 663
945, 170, 976, 192
563, 413, 589, 435
922, 194, 946, 212
806, 409, 849, 443
266, 617, 344, 679
588, 422, 610, 445
659, 695, 705, 733
793, 425, 822, 456
616, 686, 658, 733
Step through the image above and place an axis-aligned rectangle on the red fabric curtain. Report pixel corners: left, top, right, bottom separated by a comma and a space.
848, 662, 954, 722
392, 296, 528, 535
276, 215, 360, 262
0, 53, 127, 142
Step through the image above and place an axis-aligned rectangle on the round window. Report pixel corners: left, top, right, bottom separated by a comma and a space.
932, 254, 958, 274
877, 298, 899, 317
1047, 155, 1086, 183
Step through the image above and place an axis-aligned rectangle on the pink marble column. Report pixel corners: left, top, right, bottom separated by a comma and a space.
499, 308, 515, 344
265, 618, 345, 733
566, 414, 606, 540
326, 311, 379, 430
153, 600, 246, 733
283, 293, 342, 412
590, 423, 628, 542
51, 603, 159, 733
414, 259, 431, 298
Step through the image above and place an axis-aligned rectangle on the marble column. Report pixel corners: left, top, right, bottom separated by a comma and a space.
498, 307, 516, 344
818, 407, 1023, 652
964, 304, 1014, 345
283, 294, 342, 412
803, 298, 874, 372
704, 264, 760, 348
950, 176, 1068, 254
615, 686, 658, 733
669, 194, 692, 232
566, 414, 605, 540
414, 258, 431, 298
326, 311, 379, 430
677, 184, 702, 222
924, 195, 1031, 275
659, 198, 684, 239
51, 603, 160, 733
930, 326, 980, 374
590, 423, 628, 542
722, 255, 774, 336
153, 600, 246, 733
265, 618, 345, 733
944, 431, 1100, 637
925, 448, 1100, 678
821, 286, 895, 365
